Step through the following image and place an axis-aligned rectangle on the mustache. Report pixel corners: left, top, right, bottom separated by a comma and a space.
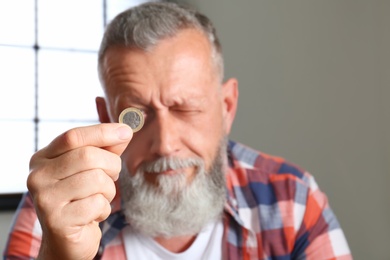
139, 156, 204, 174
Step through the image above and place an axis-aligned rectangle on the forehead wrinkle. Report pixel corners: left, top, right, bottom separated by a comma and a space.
105, 67, 152, 105
105, 64, 145, 86
103, 47, 150, 88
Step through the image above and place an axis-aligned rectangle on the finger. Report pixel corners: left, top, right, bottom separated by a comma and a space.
42, 123, 132, 159
47, 146, 122, 180
62, 194, 112, 226
54, 169, 117, 203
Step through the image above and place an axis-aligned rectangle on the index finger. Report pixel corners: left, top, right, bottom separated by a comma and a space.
42, 123, 132, 159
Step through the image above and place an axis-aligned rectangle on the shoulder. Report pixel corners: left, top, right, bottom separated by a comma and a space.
10, 192, 40, 230
226, 140, 319, 209
4, 192, 41, 259
226, 141, 352, 259
228, 140, 310, 184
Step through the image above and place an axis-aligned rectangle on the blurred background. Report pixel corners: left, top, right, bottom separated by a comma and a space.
0, 1, 389, 259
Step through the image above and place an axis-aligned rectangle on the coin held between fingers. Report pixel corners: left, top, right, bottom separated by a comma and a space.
119, 107, 144, 132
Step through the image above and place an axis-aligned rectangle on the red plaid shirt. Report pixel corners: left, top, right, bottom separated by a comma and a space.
4, 140, 352, 259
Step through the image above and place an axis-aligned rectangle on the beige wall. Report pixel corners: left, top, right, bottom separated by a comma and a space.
181, 0, 389, 259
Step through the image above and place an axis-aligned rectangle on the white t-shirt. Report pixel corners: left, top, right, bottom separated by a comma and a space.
122, 220, 223, 260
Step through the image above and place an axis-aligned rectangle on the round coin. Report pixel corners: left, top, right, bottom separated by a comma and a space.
118, 107, 144, 132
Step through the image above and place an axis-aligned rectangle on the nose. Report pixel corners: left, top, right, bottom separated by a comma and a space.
149, 110, 180, 157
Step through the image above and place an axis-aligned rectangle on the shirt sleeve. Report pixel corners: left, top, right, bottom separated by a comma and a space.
3, 192, 41, 260
293, 174, 352, 259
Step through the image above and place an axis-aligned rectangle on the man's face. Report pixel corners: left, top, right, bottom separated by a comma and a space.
98, 29, 237, 184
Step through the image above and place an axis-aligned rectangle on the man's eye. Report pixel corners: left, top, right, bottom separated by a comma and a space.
175, 109, 201, 115
141, 110, 148, 119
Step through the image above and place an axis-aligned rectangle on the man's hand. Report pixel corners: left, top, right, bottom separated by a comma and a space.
27, 123, 132, 260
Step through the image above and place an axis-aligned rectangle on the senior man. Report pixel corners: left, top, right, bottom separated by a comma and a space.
4, 2, 351, 259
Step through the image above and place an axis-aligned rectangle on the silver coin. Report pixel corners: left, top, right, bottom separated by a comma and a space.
118, 107, 144, 132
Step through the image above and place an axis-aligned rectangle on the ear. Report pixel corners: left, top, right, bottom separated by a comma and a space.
221, 78, 239, 135
95, 96, 112, 123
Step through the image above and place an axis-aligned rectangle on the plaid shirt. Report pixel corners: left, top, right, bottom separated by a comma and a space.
4, 140, 352, 259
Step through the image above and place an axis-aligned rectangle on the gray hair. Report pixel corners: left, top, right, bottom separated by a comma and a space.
98, 1, 224, 83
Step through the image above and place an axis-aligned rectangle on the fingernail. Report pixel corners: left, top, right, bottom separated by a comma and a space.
117, 125, 132, 140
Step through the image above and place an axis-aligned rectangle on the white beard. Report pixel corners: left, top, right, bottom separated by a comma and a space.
119, 139, 227, 238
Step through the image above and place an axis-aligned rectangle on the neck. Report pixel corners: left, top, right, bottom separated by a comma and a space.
154, 234, 197, 253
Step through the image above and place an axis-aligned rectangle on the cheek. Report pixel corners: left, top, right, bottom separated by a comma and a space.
121, 138, 147, 175
184, 111, 225, 166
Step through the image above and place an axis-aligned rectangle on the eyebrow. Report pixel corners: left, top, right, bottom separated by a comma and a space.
121, 94, 207, 110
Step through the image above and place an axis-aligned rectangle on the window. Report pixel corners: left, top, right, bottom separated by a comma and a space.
0, 0, 151, 208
